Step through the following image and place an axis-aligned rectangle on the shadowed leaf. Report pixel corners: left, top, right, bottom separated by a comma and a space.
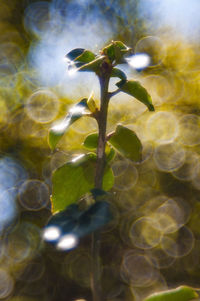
45, 200, 112, 244
111, 68, 127, 81
108, 124, 142, 162
65, 48, 85, 61
83, 133, 98, 149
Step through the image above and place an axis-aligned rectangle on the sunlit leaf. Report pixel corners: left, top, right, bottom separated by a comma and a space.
77, 56, 105, 72
87, 92, 98, 113
116, 80, 154, 111
48, 98, 88, 150
51, 153, 114, 213
106, 146, 115, 162
102, 41, 131, 64
144, 286, 199, 301
83, 133, 98, 149
111, 68, 127, 81
108, 124, 142, 162
75, 50, 96, 63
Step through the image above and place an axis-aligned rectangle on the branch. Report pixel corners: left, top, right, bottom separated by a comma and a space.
108, 88, 121, 98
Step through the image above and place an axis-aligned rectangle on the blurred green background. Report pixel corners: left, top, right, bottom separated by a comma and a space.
1, 0, 200, 300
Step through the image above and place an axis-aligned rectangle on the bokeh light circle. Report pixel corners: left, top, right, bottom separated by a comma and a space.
0, 269, 14, 298
135, 36, 166, 67
18, 180, 49, 211
178, 114, 200, 146
146, 111, 179, 144
121, 251, 157, 287
114, 163, 138, 191
130, 217, 162, 249
154, 142, 185, 172
161, 226, 194, 258
172, 151, 199, 181
26, 89, 59, 123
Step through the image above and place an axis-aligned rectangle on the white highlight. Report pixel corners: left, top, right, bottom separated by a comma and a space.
57, 234, 78, 250
69, 105, 86, 115
43, 226, 61, 241
51, 119, 70, 134
127, 53, 150, 69
72, 154, 85, 163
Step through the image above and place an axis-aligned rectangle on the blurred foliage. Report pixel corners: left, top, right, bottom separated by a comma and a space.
1, 0, 200, 301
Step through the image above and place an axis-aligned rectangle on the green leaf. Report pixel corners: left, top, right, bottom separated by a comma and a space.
83, 133, 98, 149
106, 146, 115, 162
51, 153, 114, 213
111, 68, 127, 81
114, 41, 130, 50
77, 56, 105, 72
116, 80, 154, 111
48, 98, 88, 150
75, 50, 96, 63
144, 286, 199, 301
108, 125, 142, 162
102, 41, 131, 64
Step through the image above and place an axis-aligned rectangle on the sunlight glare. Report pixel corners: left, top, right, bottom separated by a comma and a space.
57, 234, 78, 250
126, 53, 150, 70
43, 226, 61, 241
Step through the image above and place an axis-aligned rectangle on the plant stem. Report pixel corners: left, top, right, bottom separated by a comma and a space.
91, 75, 110, 301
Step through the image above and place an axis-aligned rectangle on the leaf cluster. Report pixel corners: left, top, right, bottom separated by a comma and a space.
45, 41, 155, 246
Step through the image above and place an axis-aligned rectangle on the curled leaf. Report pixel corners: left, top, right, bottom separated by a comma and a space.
48, 98, 88, 150
144, 286, 199, 301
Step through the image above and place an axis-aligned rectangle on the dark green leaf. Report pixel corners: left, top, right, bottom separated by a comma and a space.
116, 80, 154, 111
51, 153, 114, 213
144, 286, 199, 301
108, 125, 142, 162
77, 56, 105, 72
78, 200, 112, 236
45, 200, 112, 244
48, 98, 88, 150
90, 188, 108, 201
65, 48, 85, 61
111, 68, 127, 81
83, 133, 98, 149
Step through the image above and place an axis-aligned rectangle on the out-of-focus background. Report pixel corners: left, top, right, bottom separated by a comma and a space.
1, 0, 200, 300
